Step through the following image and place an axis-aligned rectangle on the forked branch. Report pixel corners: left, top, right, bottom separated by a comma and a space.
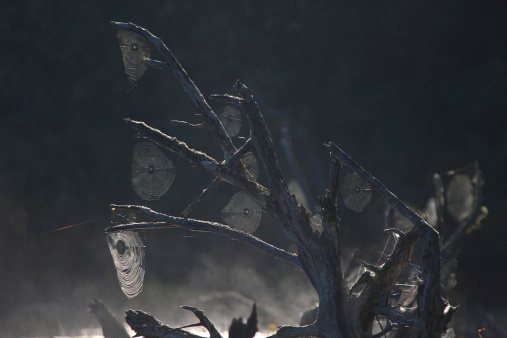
111, 21, 236, 158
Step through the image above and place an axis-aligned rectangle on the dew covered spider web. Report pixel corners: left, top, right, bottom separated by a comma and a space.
132, 142, 176, 201
117, 30, 151, 82
241, 152, 259, 180
107, 221, 146, 299
340, 172, 372, 212
446, 174, 474, 223
218, 106, 242, 137
221, 191, 262, 233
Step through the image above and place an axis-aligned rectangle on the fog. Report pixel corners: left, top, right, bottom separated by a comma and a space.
2, 1, 507, 337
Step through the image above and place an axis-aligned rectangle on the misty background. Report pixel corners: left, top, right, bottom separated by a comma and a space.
1, 1, 506, 336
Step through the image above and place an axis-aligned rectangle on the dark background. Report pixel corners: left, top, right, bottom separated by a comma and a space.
1, 1, 506, 336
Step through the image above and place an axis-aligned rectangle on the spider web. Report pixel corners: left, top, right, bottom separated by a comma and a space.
107, 230, 145, 299
221, 191, 262, 233
117, 30, 151, 81
340, 172, 372, 212
218, 106, 242, 137
132, 142, 176, 201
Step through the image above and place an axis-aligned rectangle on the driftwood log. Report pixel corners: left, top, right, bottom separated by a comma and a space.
104, 21, 486, 337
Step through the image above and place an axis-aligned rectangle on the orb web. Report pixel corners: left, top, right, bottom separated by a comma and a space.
218, 106, 242, 137
241, 152, 259, 180
396, 264, 421, 310
424, 197, 438, 227
107, 231, 145, 299
341, 173, 372, 212
117, 30, 151, 81
221, 191, 262, 233
446, 174, 474, 223
132, 142, 176, 201
309, 213, 323, 234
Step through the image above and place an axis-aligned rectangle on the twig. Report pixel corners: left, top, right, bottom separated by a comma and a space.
182, 177, 221, 217
209, 94, 245, 107
170, 119, 207, 129
106, 205, 301, 268
181, 306, 222, 338
226, 138, 254, 166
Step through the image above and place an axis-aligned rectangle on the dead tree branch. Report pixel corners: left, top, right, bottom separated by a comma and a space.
125, 309, 212, 338
111, 21, 236, 158
107, 21, 464, 337
106, 204, 301, 268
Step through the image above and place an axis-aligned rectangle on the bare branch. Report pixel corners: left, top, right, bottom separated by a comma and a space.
181, 306, 222, 338
144, 57, 171, 72
209, 93, 245, 107
125, 309, 204, 338
226, 138, 254, 166
170, 119, 207, 129
107, 205, 301, 268
111, 21, 236, 158
124, 118, 269, 201
235, 81, 288, 199
327, 157, 341, 204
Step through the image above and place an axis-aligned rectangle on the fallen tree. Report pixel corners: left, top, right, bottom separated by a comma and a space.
105, 21, 486, 337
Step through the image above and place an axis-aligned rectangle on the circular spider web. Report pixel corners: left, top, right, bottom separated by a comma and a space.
310, 213, 323, 234
446, 174, 474, 222
221, 191, 262, 233
117, 30, 151, 81
132, 142, 176, 201
107, 231, 145, 299
341, 173, 372, 212
241, 152, 259, 180
219, 106, 242, 137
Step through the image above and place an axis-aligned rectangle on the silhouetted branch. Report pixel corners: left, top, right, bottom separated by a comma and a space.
209, 94, 244, 107
111, 21, 236, 158
180, 306, 222, 338
123, 118, 269, 202
170, 119, 207, 129
107, 205, 301, 268
125, 309, 206, 338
